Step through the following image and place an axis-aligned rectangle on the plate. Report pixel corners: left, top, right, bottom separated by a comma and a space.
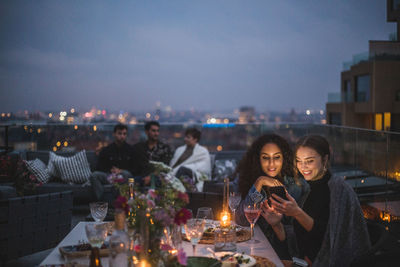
209, 252, 256, 267
59, 242, 109, 258
187, 256, 221, 267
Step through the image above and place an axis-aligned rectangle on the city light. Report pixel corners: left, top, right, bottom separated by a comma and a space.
56, 141, 61, 147
217, 145, 223, 151
70, 108, 75, 113
48, 113, 53, 118
64, 141, 68, 147
93, 125, 97, 131
53, 146, 57, 152
74, 125, 78, 130
145, 113, 151, 119
306, 110, 311, 115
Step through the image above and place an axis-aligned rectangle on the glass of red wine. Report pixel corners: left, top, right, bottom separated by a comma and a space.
244, 202, 262, 244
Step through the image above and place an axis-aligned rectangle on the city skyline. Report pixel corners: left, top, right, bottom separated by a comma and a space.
0, 0, 395, 113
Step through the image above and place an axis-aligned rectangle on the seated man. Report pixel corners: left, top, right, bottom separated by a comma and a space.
131, 121, 173, 186
90, 124, 133, 200
170, 128, 211, 192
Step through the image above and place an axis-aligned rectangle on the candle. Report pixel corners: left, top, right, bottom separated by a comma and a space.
220, 211, 231, 227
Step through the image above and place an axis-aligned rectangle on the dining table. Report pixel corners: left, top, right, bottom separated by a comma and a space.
40, 221, 284, 267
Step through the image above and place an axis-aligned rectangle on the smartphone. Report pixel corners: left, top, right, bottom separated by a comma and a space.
262, 186, 287, 201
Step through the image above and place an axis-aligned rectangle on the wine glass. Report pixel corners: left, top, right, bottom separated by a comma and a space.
90, 202, 108, 222
229, 192, 241, 224
85, 223, 108, 248
244, 202, 262, 244
184, 218, 206, 256
196, 207, 213, 220
196, 207, 214, 228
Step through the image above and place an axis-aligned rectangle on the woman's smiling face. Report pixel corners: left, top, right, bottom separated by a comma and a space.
259, 143, 283, 178
296, 146, 325, 181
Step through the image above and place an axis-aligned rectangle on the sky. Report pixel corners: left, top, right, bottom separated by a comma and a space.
0, 0, 395, 113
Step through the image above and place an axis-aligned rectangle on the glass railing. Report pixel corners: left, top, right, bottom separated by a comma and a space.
1, 122, 399, 227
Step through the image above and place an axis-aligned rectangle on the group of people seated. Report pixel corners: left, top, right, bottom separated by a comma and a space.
235, 134, 371, 267
90, 121, 211, 200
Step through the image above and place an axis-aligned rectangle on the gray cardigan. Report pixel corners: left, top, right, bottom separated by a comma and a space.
311, 175, 371, 267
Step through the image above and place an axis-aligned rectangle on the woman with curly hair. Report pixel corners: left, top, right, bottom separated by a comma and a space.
235, 133, 309, 259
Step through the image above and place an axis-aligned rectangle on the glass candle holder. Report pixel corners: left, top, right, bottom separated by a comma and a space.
214, 227, 236, 252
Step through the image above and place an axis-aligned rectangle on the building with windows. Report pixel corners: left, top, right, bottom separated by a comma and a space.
326, 0, 400, 131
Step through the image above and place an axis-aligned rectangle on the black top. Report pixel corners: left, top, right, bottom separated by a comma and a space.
293, 172, 330, 262
96, 142, 134, 173
131, 141, 173, 176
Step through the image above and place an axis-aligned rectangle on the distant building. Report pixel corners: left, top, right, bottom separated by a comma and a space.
326, 0, 400, 131
238, 106, 256, 123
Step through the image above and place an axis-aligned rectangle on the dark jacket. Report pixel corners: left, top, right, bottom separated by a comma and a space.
131, 141, 172, 177
96, 142, 134, 173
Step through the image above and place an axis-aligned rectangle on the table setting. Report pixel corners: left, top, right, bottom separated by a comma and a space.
40, 170, 283, 267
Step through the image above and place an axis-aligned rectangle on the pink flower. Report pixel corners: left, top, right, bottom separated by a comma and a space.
147, 199, 155, 208
174, 208, 192, 225
177, 248, 187, 266
177, 192, 189, 204
147, 189, 157, 199
134, 245, 141, 253
114, 196, 129, 214
160, 244, 173, 251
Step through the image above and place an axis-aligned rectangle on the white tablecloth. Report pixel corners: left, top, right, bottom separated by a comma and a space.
40, 222, 283, 267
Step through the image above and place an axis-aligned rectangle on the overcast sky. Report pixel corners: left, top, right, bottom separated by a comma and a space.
0, 0, 395, 113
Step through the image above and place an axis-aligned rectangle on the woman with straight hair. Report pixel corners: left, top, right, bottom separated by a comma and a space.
268, 135, 371, 266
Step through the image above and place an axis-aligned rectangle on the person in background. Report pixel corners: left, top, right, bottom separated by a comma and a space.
90, 124, 133, 200
131, 121, 173, 186
269, 135, 371, 266
169, 128, 211, 192
235, 134, 309, 260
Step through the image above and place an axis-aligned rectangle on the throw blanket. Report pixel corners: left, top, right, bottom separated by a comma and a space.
170, 143, 211, 192
313, 175, 371, 267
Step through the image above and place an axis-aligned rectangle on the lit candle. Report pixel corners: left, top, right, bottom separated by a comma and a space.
220, 211, 231, 227
169, 249, 178, 255
140, 259, 150, 267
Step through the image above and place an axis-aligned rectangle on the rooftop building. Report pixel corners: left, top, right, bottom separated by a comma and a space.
326, 0, 400, 131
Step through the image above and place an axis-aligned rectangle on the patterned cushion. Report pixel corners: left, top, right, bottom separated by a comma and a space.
47, 152, 61, 178
49, 150, 92, 184
25, 158, 51, 183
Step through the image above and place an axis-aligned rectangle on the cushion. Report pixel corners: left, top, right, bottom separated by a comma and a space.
47, 152, 61, 178
212, 159, 237, 182
25, 158, 51, 183
49, 150, 92, 184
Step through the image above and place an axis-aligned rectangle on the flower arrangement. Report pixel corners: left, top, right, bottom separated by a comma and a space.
112, 162, 192, 266
0, 155, 41, 196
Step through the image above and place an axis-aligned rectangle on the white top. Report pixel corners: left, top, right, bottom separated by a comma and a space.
40, 222, 283, 267
170, 143, 212, 192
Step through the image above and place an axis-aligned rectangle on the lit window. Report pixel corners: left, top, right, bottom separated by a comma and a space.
375, 113, 382, 131
384, 112, 391, 131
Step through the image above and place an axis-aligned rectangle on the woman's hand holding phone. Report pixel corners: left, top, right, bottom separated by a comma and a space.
270, 190, 301, 217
